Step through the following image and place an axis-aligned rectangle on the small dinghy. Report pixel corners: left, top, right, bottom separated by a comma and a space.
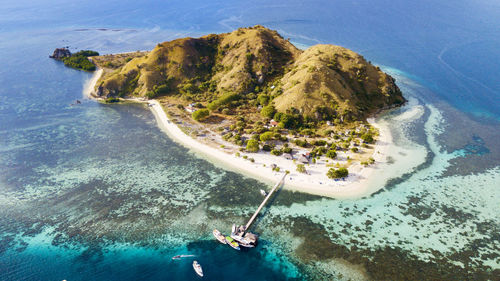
172, 254, 196, 260
260, 189, 267, 196
192, 260, 203, 277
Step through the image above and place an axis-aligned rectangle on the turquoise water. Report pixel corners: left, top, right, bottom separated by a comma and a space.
1, 0, 499, 280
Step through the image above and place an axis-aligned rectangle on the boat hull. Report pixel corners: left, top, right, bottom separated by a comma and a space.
213, 229, 227, 244
193, 261, 203, 277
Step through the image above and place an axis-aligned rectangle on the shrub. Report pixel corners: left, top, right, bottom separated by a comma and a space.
361, 133, 374, 143
260, 131, 274, 142
262, 144, 272, 151
257, 94, 269, 105
246, 139, 259, 152
192, 109, 210, 121
296, 164, 306, 173
235, 152, 240, 157
74, 50, 99, 57
350, 147, 358, 153
300, 129, 314, 136
271, 149, 283, 156
283, 147, 292, 154
326, 149, 337, 159
207, 92, 240, 110
312, 140, 327, 146
294, 139, 308, 147
222, 133, 233, 141
104, 97, 119, 103
275, 113, 301, 129
327, 167, 349, 179
260, 105, 276, 118
62, 55, 96, 71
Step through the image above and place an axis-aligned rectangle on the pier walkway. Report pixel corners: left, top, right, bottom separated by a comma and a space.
244, 173, 287, 233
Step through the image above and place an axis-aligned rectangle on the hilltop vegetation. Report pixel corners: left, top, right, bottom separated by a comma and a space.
62, 50, 99, 71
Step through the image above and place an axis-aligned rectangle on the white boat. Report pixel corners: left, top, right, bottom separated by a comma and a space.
260, 189, 267, 196
231, 235, 256, 248
213, 229, 227, 244
193, 260, 203, 277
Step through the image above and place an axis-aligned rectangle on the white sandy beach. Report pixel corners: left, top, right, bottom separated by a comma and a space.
84, 69, 426, 199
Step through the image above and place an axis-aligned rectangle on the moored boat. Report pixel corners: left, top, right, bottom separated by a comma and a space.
213, 229, 227, 244
231, 234, 256, 248
192, 260, 203, 277
225, 236, 240, 250
260, 189, 267, 196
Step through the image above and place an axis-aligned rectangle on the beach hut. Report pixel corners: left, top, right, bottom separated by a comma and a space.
269, 119, 279, 127
185, 105, 196, 113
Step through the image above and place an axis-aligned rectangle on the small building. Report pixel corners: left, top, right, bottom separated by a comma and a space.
269, 119, 279, 127
298, 150, 310, 164
185, 106, 196, 113
298, 155, 309, 164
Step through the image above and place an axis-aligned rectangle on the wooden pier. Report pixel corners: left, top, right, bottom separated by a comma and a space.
243, 173, 287, 233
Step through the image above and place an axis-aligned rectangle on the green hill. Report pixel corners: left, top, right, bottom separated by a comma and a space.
92, 25, 404, 123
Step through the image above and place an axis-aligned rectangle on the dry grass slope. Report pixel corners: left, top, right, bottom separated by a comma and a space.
92, 25, 404, 121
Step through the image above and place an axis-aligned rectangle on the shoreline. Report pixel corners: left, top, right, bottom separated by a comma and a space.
84, 68, 414, 199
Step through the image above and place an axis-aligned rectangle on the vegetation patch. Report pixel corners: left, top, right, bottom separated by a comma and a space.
62, 50, 99, 71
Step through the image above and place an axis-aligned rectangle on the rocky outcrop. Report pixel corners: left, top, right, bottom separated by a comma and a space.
49, 48, 71, 59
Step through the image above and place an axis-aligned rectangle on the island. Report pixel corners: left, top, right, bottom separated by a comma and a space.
86, 25, 406, 198
50, 48, 99, 71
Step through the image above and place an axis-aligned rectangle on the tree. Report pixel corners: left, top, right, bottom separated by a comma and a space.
294, 139, 308, 147
260, 131, 274, 142
361, 133, 374, 143
326, 149, 337, 159
207, 92, 240, 110
296, 164, 306, 173
257, 94, 269, 105
262, 144, 272, 151
271, 149, 283, 156
246, 139, 259, 152
192, 109, 209, 121
327, 167, 349, 179
260, 105, 276, 118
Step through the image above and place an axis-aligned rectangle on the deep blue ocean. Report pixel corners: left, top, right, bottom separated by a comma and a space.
0, 0, 499, 280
